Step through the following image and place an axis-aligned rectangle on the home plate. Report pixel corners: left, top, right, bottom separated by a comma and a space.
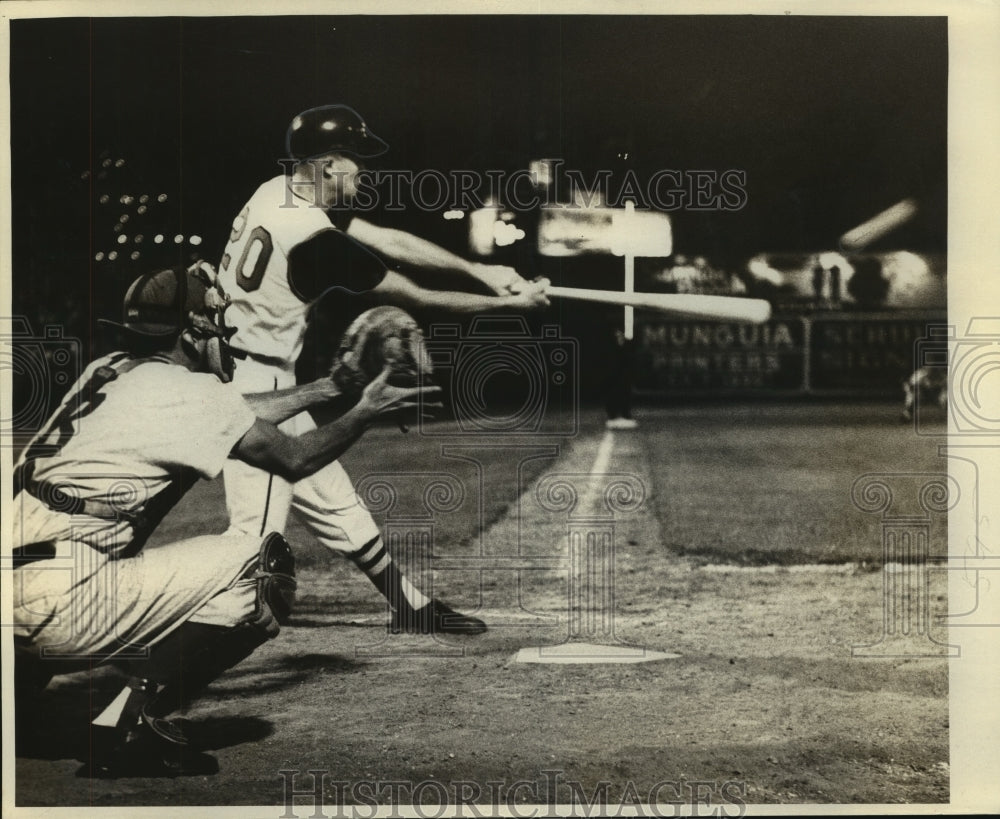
514, 642, 681, 665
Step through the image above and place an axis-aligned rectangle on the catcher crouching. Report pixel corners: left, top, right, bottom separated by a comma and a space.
12, 262, 438, 778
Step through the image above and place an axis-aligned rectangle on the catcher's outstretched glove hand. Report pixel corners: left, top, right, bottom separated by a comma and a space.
358, 366, 443, 424
330, 306, 435, 431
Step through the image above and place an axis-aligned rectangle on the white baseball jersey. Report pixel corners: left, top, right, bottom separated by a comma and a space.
218, 176, 386, 554
13, 353, 257, 559
218, 175, 387, 366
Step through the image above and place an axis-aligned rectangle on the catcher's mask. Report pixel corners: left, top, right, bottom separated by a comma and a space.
98, 261, 241, 382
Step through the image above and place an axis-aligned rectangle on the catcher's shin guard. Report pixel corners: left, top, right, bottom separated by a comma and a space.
251, 531, 297, 632
130, 533, 298, 719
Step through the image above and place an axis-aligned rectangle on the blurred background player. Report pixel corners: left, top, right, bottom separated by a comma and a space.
604, 325, 638, 430
217, 104, 550, 634
901, 364, 948, 422
604, 146, 640, 431
12, 262, 436, 777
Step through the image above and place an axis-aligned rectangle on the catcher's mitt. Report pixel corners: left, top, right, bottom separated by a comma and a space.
330, 306, 433, 397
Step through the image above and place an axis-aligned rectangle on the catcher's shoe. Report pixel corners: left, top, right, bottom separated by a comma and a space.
391, 599, 487, 635
78, 719, 217, 779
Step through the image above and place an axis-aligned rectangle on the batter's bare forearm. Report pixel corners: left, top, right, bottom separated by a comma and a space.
347, 217, 498, 287
365, 226, 476, 277
380, 236, 509, 294
381, 285, 518, 315
372, 270, 546, 315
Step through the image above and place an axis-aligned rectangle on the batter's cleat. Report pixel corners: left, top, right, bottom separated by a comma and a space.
143, 712, 191, 746
78, 719, 217, 779
391, 599, 487, 635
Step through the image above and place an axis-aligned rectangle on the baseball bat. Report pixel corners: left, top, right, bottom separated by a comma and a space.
545, 286, 772, 323
839, 198, 917, 252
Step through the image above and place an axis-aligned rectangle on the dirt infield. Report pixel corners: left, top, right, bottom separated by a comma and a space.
14, 402, 952, 809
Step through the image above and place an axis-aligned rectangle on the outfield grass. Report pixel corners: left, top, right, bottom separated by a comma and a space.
151, 399, 947, 572
637, 401, 949, 565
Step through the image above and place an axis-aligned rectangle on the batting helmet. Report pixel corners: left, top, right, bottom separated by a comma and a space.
285, 105, 389, 161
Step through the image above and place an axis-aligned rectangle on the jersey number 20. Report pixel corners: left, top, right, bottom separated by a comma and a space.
223, 207, 274, 292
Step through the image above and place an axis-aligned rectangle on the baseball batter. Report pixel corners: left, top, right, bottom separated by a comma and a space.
218, 104, 550, 634
901, 364, 948, 421
12, 262, 434, 777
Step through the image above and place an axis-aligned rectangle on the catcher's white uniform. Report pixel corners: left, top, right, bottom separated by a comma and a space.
218, 175, 386, 553
12, 353, 261, 662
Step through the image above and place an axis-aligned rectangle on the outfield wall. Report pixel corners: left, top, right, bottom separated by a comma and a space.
634, 311, 949, 397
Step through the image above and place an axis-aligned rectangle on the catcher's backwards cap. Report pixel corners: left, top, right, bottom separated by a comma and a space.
98, 262, 230, 338
286, 104, 389, 161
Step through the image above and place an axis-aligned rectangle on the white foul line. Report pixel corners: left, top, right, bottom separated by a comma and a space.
581, 429, 616, 514
591, 429, 615, 477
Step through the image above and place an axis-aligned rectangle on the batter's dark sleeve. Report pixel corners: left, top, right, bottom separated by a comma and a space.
287, 228, 389, 303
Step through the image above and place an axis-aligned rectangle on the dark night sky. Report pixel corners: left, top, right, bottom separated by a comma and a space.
9, 14, 947, 341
